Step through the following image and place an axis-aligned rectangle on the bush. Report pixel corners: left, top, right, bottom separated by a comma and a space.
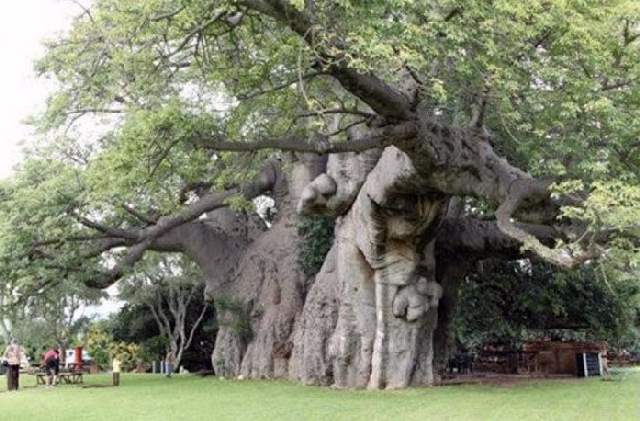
141, 336, 169, 362
109, 341, 143, 372
84, 326, 113, 369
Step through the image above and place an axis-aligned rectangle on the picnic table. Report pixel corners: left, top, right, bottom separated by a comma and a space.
35, 370, 84, 385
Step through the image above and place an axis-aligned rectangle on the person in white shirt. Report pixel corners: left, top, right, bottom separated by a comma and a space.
3, 338, 23, 391
112, 357, 121, 386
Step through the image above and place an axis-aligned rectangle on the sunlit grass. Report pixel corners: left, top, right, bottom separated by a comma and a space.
1, 368, 638, 420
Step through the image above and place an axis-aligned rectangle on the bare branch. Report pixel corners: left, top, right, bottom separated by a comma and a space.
64, 108, 124, 115
164, 11, 227, 59
150, 7, 186, 22
184, 303, 208, 352
296, 108, 376, 120
74, 214, 138, 239
236, 70, 326, 101
30, 234, 118, 248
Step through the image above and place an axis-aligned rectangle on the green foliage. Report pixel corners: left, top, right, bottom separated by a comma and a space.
85, 326, 114, 369
1, 0, 635, 292
214, 296, 253, 342
109, 341, 143, 372
297, 216, 335, 277
453, 260, 640, 351
141, 336, 170, 362
106, 303, 159, 345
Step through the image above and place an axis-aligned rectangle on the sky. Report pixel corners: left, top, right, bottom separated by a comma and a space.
0, 0, 122, 317
0, 0, 77, 178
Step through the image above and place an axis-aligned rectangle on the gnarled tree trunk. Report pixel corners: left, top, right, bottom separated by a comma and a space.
149, 140, 550, 388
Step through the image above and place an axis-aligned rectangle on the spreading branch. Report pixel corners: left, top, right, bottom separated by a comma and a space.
84, 160, 282, 289
238, 0, 415, 120
495, 179, 599, 269
192, 121, 417, 154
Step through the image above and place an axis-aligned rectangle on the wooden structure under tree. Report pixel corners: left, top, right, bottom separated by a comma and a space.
520, 341, 608, 376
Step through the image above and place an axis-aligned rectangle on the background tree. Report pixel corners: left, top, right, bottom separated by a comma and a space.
106, 301, 216, 372
119, 254, 211, 370
85, 325, 113, 369
452, 259, 640, 352
0, 276, 101, 362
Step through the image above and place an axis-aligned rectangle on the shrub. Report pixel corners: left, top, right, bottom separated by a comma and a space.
109, 341, 143, 372
84, 326, 113, 369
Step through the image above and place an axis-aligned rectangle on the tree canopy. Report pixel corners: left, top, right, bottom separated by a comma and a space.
453, 260, 640, 351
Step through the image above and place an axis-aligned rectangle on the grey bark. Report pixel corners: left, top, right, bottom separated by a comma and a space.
121, 144, 559, 388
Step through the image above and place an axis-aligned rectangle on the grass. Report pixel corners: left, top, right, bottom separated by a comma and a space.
0, 369, 638, 421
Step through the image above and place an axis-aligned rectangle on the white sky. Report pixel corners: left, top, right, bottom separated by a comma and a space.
0, 0, 79, 179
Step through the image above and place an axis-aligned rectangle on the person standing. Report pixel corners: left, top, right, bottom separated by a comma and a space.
165, 353, 175, 378
43, 347, 60, 387
3, 338, 23, 391
112, 356, 121, 386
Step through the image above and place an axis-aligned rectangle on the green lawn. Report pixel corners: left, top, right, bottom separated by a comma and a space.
0, 369, 638, 421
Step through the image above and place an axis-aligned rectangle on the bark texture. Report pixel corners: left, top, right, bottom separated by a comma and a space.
162, 145, 555, 388
292, 147, 447, 388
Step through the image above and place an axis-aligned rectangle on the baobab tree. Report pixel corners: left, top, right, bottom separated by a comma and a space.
2, 0, 639, 388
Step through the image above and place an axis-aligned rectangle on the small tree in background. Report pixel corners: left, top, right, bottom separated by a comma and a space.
0, 278, 101, 362
119, 254, 209, 371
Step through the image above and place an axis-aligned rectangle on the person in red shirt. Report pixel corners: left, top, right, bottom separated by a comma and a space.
42, 347, 59, 387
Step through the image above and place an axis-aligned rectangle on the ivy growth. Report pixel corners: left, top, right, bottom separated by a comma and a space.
297, 216, 335, 277
214, 296, 253, 343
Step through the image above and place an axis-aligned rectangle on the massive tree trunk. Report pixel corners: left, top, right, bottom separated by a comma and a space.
144, 154, 322, 379
144, 146, 454, 387
125, 140, 555, 388
291, 147, 448, 388
46, 1, 586, 389
211, 204, 306, 378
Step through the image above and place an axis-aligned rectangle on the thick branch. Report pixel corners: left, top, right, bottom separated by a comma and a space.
122, 204, 158, 225
84, 160, 281, 289
74, 214, 138, 239
436, 216, 561, 261
193, 122, 417, 154
495, 179, 598, 269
